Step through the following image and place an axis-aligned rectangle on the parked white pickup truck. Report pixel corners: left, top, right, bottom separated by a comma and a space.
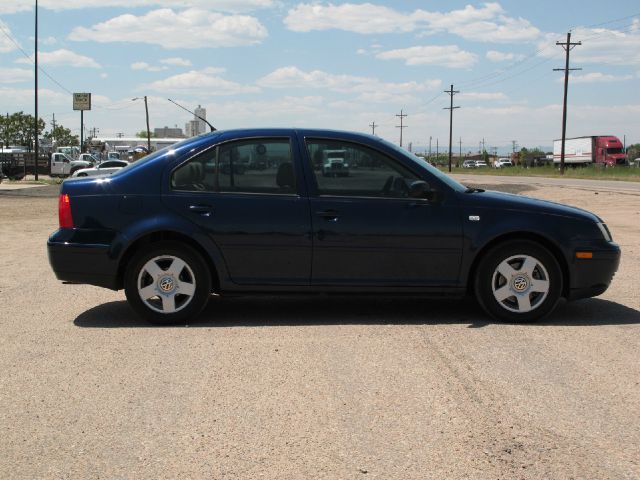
50, 152, 93, 177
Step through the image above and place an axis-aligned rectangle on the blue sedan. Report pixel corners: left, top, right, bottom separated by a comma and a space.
48, 129, 620, 324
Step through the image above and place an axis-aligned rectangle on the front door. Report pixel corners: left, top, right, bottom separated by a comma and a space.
304, 138, 462, 286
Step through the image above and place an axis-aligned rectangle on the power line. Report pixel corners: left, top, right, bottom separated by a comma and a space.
0, 21, 73, 95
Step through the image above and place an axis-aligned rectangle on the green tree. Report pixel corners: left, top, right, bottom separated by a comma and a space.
0, 111, 45, 150
44, 124, 79, 147
627, 143, 640, 161
136, 130, 154, 138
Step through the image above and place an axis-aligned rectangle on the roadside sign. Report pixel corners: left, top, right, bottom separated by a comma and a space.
73, 93, 91, 111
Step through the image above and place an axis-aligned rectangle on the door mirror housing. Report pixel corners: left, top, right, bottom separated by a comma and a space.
408, 180, 442, 203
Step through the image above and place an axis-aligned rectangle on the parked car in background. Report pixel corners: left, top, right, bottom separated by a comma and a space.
462, 160, 477, 168
48, 128, 620, 325
495, 158, 514, 168
475, 160, 488, 167
50, 152, 93, 177
78, 153, 98, 165
71, 159, 129, 177
107, 151, 121, 160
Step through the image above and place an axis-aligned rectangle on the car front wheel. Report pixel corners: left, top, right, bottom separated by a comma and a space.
474, 240, 563, 322
124, 241, 211, 325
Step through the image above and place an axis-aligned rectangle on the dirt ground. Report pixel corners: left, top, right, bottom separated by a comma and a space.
0, 181, 638, 479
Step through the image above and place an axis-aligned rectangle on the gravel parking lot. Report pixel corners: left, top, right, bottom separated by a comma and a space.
0, 180, 638, 479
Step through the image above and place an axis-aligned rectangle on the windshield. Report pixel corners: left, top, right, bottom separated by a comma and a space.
380, 137, 467, 193
607, 148, 623, 155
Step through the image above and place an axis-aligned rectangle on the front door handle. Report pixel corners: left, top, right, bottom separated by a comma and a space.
188, 204, 213, 217
316, 209, 339, 221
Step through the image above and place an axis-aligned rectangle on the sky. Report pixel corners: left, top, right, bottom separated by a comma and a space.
0, 0, 639, 153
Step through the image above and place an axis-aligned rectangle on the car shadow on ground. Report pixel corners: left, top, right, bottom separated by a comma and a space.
74, 295, 640, 329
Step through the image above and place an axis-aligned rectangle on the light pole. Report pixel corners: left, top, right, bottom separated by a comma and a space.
132, 96, 151, 152
34, 0, 39, 180
167, 98, 216, 132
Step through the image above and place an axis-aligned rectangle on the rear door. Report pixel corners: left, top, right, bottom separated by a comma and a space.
163, 135, 313, 286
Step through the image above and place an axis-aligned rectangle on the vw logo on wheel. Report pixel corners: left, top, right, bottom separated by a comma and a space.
158, 276, 175, 293
512, 275, 529, 292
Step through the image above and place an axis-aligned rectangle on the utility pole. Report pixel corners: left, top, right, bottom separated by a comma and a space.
459, 137, 462, 161
444, 85, 460, 173
482, 138, 485, 154
436, 138, 439, 162
428, 136, 432, 159
33, 0, 39, 180
512, 140, 518, 156
369, 121, 377, 135
144, 96, 151, 152
554, 31, 581, 175
396, 109, 407, 147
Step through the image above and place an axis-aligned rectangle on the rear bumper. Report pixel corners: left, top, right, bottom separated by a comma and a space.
48, 229, 120, 290
568, 243, 620, 301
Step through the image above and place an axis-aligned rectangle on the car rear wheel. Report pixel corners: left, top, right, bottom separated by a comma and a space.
474, 240, 563, 322
124, 241, 211, 325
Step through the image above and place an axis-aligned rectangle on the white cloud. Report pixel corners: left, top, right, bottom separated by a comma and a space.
0, 68, 33, 84
100, 73, 109, 79
284, 2, 540, 42
0, 20, 18, 53
566, 72, 633, 84
160, 57, 192, 66
131, 61, 168, 72
0, 0, 275, 14
147, 67, 260, 95
459, 92, 508, 101
538, 25, 640, 66
376, 45, 477, 68
42, 36, 58, 46
15, 49, 101, 68
285, 3, 421, 34
486, 50, 525, 62
257, 66, 441, 102
69, 8, 268, 49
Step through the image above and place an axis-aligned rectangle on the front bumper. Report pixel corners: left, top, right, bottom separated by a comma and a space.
568, 243, 621, 301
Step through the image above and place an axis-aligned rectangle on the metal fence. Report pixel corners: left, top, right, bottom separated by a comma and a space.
0, 152, 50, 179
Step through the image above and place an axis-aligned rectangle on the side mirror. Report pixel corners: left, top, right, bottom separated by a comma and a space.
408, 180, 442, 203
408, 180, 429, 198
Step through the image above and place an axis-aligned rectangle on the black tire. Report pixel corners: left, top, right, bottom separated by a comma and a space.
77, 172, 88, 177
474, 240, 563, 322
124, 241, 211, 325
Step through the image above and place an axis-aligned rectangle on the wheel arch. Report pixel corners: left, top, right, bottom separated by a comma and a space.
116, 230, 221, 292
466, 232, 570, 298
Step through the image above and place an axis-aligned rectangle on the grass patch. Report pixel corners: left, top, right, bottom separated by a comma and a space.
444, 164, 640, 182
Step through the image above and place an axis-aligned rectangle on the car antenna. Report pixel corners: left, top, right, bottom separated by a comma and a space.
167, 98, 216, 132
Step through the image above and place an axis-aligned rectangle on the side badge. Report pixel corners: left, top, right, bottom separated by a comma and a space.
468, 215, 480, 222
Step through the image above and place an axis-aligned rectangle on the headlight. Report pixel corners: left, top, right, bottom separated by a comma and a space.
596, 222, 612, 242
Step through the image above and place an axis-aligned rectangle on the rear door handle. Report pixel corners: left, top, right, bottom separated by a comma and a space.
316, 209, 339, 221
189, 204, 213, 216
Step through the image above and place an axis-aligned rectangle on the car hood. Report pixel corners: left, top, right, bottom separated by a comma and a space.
460, 189, 601, 223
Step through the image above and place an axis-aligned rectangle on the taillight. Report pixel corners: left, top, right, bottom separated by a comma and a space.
58, 194, 74, 229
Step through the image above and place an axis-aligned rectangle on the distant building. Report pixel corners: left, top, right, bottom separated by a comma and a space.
185, 105, 207, 137
154, 126, 184, 138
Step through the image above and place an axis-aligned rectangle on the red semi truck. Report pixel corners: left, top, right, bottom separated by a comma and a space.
553, 135, 627, 167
